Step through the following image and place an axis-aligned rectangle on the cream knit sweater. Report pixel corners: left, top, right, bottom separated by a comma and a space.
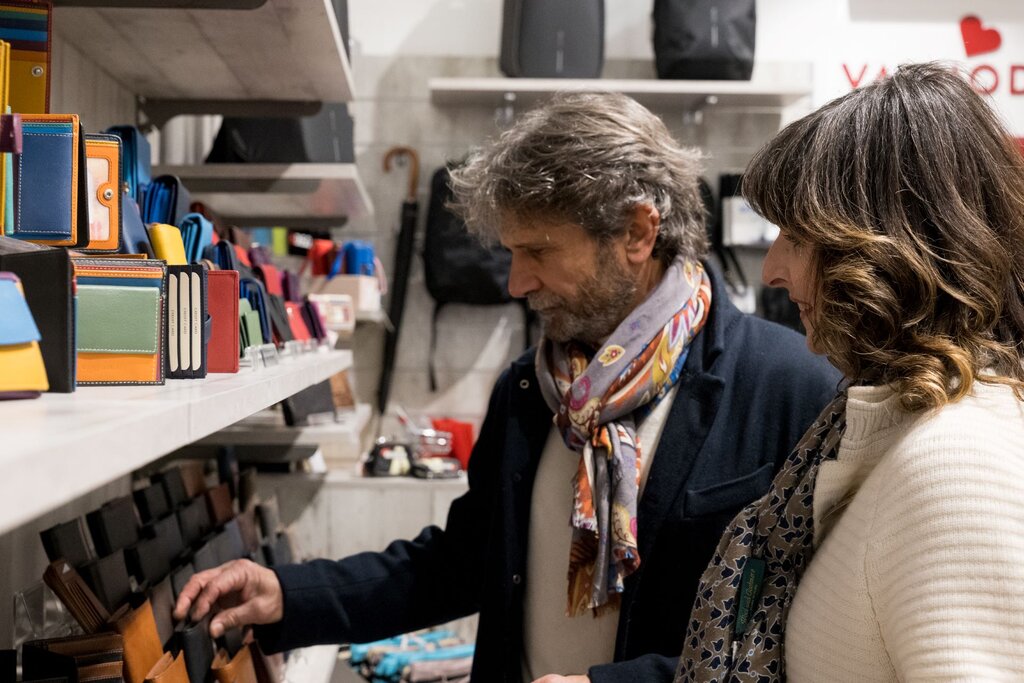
785, 381, 1024, 681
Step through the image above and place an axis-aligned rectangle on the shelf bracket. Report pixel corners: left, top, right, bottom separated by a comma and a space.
137, 98, 324, 132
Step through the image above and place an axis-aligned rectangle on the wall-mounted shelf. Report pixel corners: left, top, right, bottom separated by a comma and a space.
154, 164, 374, 227
53, 0, 353, 107
428, 76, 812, 111
0, 349, 352, 535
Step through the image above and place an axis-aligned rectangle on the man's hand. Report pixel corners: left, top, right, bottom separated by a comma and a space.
531, 676, 590, 683
172, 559, 284, 638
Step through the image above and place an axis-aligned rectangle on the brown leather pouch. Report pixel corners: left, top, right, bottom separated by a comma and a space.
204, 482, 235, 528
22, 632, 124, 683
111, 598, 163, 683
211, 644, 257, 683
144, 650, 188, 683
42, 559, 110, 633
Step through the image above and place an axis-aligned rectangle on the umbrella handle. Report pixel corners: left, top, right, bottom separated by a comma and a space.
383, 146, 420, 202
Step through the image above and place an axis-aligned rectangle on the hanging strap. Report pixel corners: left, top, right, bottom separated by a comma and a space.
428, 301, 445, 392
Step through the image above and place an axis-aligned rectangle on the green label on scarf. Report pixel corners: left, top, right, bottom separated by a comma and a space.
735, 556, 766, 636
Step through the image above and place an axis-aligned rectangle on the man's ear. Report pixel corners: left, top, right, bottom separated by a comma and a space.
625, 203, 660, 264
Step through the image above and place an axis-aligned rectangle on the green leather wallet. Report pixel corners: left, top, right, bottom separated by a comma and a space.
239, 298, 262, 352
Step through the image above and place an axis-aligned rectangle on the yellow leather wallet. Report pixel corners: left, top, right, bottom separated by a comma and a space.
0, 270, 47, 397
148, 222, 187, 266
83, 134, 122, 253
72, 257, 166, 386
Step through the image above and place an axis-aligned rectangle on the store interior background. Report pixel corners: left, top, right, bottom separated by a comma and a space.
3, 0, 1021, 650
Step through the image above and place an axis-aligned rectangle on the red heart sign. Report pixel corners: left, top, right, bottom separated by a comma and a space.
961, 16, 1001, 58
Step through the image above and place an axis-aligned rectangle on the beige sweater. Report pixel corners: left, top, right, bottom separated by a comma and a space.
786, 381, 1024, 681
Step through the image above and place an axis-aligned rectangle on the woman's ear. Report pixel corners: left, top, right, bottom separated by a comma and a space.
625, 203, 660, 264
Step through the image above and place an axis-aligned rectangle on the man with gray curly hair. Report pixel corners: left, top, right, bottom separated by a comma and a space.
174, 93, 838, 683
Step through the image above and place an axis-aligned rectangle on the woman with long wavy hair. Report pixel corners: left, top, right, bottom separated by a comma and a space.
676, 62, 1024, 682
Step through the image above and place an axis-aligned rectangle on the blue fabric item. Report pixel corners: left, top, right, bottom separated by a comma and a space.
0, 276, 40, 345
12, 122, 74, 241
253, 263, 842, 683
374, 644, 475, 679
349, 630, 455, 665
178, 213, 213, 264
105, 126, 151, 203
120, 195, 151, 255
343, 240, 375, 275
239, 277, 272, 344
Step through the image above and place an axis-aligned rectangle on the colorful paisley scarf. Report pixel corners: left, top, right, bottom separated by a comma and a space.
536, 258, 711, 617
675, 391, 848, 682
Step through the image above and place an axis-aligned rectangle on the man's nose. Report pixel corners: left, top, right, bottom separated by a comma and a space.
507, 255, 540, 298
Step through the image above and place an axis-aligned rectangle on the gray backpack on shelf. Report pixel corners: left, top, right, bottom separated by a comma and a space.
500, 0, 604, 78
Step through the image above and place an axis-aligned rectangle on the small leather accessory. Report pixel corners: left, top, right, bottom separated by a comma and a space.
212, 519, 245, 565
134, 483, 171, 524
22, 632, 124, 683
126, 535, 170, 587
105, 125, 151, 203
166, 264, 208, 379
148, 576, 175, 648
281, 269, 300, 302
82, 133, 122, 253
284, 301, 312, 342
0, 1, 51, 114
253, 262, 283, 296
146, 514, 186, 570
265, 292, 294, 345
0, 110, 22, 236
12, 113, 88, 247
86, 494, 140, 556
281, 380, 335, 426
170, 563, 194, 601
207, 269, 239, 373
111, 598, 164, 683
72, 257, 166, 386
211, 644, 257, 683
42, 559, 110, 633
177, 212, 213, 264
239, 276, 272, 345
0, 270, 47, 398
152, 468, 190, 510
177, 495, 212, 549
191, 539, 218, 572
179, 461, 207, 498
204, 482, 234, 528
79, 549, 132, 613
175, 616, 214, 683
148, 223, 187, 266
301, 296, 328, 341
39, 516, 94, 566
142, 174, 190, 226
144, 650, 188, 683
238, 298, 262, 352
0, 238, 74, 390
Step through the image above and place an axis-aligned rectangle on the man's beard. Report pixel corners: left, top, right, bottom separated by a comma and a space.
528, 252, 638, 345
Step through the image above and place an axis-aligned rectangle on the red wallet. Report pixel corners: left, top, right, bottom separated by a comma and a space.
207, 270, 239, 373
284, 302, 311, 341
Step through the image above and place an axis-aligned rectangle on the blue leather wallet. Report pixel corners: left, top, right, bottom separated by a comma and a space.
104, 125, 151, 203
142, 174, 191, 226
239, 277, 272, 345
177, 212, 213, 264
12, 114, 88, 248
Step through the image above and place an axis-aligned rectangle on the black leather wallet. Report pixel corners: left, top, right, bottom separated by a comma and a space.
177, 496, 212, 548
211, 519, 245, 566
144, 514, 186, 570
152, 467, 189, 509
40, 517, 95, 567
204, 482, 234, 529
86, 495, 139, 557
148, 576, 175, 649
0, 237, 75, 392
281, 379, 335, 426
170, 563, 195, 601
21, 632, 124, 683
134, 483, 171, 524
191, 539, 218, 573
174, 616, 213, 683
79, 550, 131, 614
126, 535, 170, 587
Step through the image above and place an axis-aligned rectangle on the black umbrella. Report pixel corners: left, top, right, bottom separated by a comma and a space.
377, 146, 420, 418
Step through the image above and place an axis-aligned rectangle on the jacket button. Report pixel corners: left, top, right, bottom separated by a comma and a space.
512, 573, 522, 585
519, 379, 530, 389
512, 472, 522, 484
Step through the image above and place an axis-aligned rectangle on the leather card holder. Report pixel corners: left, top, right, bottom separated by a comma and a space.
144, 650, 188, 683
126, 535, 170, 588
78, 549, 131, 614
86, 494, 139, 557
145, 513, 186, 571
211, 519, 245, 566
39, 516, 94, 567
148, 576, 175, 649
170, 563, 194, 601
176, 496, 211, 549
152, 467, 190, 509
42, 559, 110, 634
134, 483, 170, 524
190, 539, 218, 573
174, 615, 214, 683
82, 133, 122, 253
212, 643, 257, 683
148, 222, 187, 266
111, 598, 164, 683
204, 482, 233, 529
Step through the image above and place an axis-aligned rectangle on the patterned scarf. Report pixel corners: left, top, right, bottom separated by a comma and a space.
536, 258, 712, 617
675, 391, 848, 682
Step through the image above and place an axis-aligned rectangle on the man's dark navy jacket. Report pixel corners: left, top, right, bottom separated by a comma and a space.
255, 267, 840, 682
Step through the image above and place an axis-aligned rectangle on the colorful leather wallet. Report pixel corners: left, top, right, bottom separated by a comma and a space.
0, 237, 74, 391
238, 298, 263, 352
207, 269, 239, 373
0, 270, 47, 398
239, 276, 272, 345
83, 133, 122, 253
121, 187, 153, 256
178, 212, 213, 264
21, 632, 124, 683
0, 1, 50, 114
254, 262, 284, 296
105, 125, 151, 203
284, 301, 312, 341
143, 174, 191, 226
73, 257, 166, 386
149, 223, 187, 266
12, 112, 88, 247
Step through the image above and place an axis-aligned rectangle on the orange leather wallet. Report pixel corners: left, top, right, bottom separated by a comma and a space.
212, 644, 257, 683
144, 650, 188, 683
111, 598, 164, 683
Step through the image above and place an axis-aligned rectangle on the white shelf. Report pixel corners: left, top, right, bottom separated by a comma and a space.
283, 644, 341, 683
429, 76, 812, 110
198, 402, 372, 463
0, 349, 352, 535
154, 163, 374, 226
54, 0, 354, 104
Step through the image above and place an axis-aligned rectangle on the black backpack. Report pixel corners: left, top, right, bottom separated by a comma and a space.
653, 0, 756, 80
423, 165, 532, 390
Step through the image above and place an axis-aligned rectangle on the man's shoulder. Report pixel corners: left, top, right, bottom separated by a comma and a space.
716, 311, 839, 387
